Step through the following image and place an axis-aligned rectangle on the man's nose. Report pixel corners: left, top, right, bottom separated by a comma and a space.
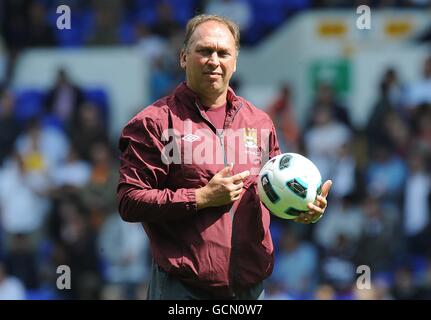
207, 52, 220, 65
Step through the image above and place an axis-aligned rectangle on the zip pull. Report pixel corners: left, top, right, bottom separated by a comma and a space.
217, 130, 228, 168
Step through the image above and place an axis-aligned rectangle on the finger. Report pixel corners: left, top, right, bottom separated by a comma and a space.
231, 187, 243, 197
229, 162, 233, 175
232, 190, 242, 201
307, 202, 324, 214
231, 170, 250, 183
296, 212, 309, 220
315, 195, 327, 208
231, 182, 244, 191
321, 180, 332, 198
218, 163, 234, 177
294, 216, 312, 224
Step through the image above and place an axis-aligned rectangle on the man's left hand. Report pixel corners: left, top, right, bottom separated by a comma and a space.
294, 180, 332, 224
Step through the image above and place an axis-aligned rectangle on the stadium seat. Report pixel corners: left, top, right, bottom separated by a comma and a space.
250, 0, 285, 24
166, 0, 195, 25
14, 89, 46, 122
119, 20, 137, 45
26, 287, 58, 300
136, 6, 158, 25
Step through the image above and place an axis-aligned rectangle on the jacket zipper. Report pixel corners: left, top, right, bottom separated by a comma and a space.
195, 101, 242, 297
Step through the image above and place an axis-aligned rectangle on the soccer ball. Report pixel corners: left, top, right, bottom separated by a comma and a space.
257, 153, 322, 220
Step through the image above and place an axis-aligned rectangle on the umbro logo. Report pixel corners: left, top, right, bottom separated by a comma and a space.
182, 134, 200, 142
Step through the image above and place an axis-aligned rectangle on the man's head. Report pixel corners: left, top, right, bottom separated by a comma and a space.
180, 15, 240, 104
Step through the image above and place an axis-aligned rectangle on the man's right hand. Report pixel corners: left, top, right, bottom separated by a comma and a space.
196, 164, 250, 210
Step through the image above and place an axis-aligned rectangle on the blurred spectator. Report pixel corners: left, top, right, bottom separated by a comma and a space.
354, 196, 400, 273
313, 283, 336, 300
266, 84, 300, 153
68, 102, 109, 161
0, 261, 26, 299
264, 280, 294, 300
0, 153, 50, 250
367, 68, 404, 148
403, 55, 431, 109
320, 234, 356, 298
380, 68, 403, 109
372, 278, 394, 300
205, 0, 253, 32
14, 117, 70, 172
271, 227, 318, 298
391, 265, 420, 299
44, 68, 85, 129
0, 89, 21, 165
79, 141, 118, 230
55, 197, 102, 299
4, 234, 40, 290
308, 82, 352, 130
314, 196, 363, 251
353, 279, 394, 300
98, 213, 150, 299
415, 257, 431, 299
0, 0, 31, 50
26, 1, 56, 47
134, 22, 169, 64
304, 105, 352, 180
49, 145, 92, 190
382, 111, 410, 156
149, 55, 180, 102
86, 0, 122, 46
403, 151, 431, 256
410, 104, 431, 158
151, 2, 181, 39
134, 20, 180, 102
91, 0, 123, 24
365, 143, 407, 202
330, 143, 357, 199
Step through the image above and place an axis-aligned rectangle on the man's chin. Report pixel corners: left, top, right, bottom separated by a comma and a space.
206, 78, 226, 87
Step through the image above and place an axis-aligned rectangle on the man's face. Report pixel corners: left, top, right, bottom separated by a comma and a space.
180, 21, 237, 100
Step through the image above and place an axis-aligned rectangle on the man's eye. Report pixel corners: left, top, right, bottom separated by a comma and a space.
198, 49, 211, 55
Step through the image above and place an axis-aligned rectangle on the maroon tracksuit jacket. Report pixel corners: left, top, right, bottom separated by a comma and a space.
118, 82, 280, 298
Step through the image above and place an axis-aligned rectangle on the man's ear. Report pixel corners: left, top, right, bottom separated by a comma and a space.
180, 49, 187, 69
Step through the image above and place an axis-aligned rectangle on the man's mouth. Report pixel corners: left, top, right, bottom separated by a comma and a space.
203, 72, 222, 76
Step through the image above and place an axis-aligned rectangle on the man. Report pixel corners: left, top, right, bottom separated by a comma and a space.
44, 68, 84, 129
117, 14, 332, 300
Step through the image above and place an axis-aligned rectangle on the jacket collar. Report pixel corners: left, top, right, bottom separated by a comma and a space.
174, 81, 242, 115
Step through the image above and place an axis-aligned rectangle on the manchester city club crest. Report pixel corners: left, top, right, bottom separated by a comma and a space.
244, 128, 258, 149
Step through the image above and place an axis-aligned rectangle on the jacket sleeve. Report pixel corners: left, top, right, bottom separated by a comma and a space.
117, 115, 197, 223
